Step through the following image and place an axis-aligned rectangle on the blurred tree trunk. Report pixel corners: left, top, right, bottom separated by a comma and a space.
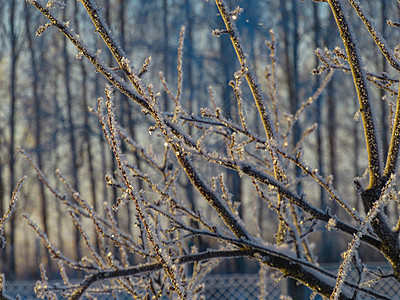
313, 1, 325, 209
52, 79, 66, 260
217, 2, 243, 272
283, 0, 306, 297
74, 1, 100, 252
325, 13, 337, 192
24, 3, 50, 271
184, 0, 194, 121
62, 7, 81, 261
0, 75, 4, 268
0, 1, 3, 253
104, 0, 118, 221
380, 0, 388, 159
95, 74, 109, 218
0, 131, 3, 264
281, 0, 301, 188
379, 1, 391, 218
8, 0, 18, 279
218, 11, 242, 215
183, 0, 197, 245
117, 0, 136, 236
162, 0, 170, 111
320, 10, 338, 264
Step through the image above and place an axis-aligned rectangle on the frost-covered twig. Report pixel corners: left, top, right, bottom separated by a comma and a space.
23, 213, 89, 270
265, 30, 280, 133
79, 0, 150, 99
347, 0, 400, 71
20, 147, 145, 255
101, 89, 188, 299
331, 175, 395, 300
293, 70, 333, 124
26, 0, 153, 112
0, 274, 13, 300
0, 178, 25, 299
161, 227, 388, 300
66, 249, 253, 300
214, 0, 274, 140
385, 85, 400, 178
273, 148, 361, 222
314, 48, 399, 91
0, 177, 26, 249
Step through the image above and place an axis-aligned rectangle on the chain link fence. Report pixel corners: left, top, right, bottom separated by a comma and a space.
1, 274, 283, 299
3, 265, 400, 299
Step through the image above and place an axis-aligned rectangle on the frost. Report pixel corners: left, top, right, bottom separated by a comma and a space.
75, 51, 84, 60
327, 218, 337, 231
353, 108, 360, 121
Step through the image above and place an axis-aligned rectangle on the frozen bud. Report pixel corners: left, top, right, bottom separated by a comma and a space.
327, 218, 337, 231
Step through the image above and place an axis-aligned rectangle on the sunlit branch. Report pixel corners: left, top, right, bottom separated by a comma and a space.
69, 249, 253, 299
214, 0, 274, 140
327, 0, 381, 189
384, 86, 400, 178
79, 0, 150, 99
347, 0, 400, 72
26, 0, 153, 113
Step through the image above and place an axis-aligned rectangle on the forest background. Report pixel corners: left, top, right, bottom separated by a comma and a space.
0, 0, 400, 298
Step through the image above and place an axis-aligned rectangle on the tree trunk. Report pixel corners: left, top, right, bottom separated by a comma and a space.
313, 0, 325, 209
321, 10, 338, 264
8, 0, 18, 280
283, 0, 306, 297
74, 0, 100, 254
184, 0, 196, 222
217, 2, 244, 272
24, 2, 50, 271
63, 7, 81, 261
162, 0, 170, 112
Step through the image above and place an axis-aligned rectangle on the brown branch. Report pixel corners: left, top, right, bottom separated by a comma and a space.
102, 90, 186, 299
172, 144, 252, 241
327, 0, 381, 189
0, 177, 25, 229
384, 86, 400, 178
347, 0, 400, 72
214, 0, 291, 246
163, 117, 382, 249
238, 163, 381, 249
26, 0, 153, 113
327, 0, 400, 281
69, 249, 253, 299
69, 238, 389, 300
214, 0, 274, 140
79, 0, 150, 98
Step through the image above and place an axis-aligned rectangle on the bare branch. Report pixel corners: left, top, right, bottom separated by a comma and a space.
327, 0, 381, 189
